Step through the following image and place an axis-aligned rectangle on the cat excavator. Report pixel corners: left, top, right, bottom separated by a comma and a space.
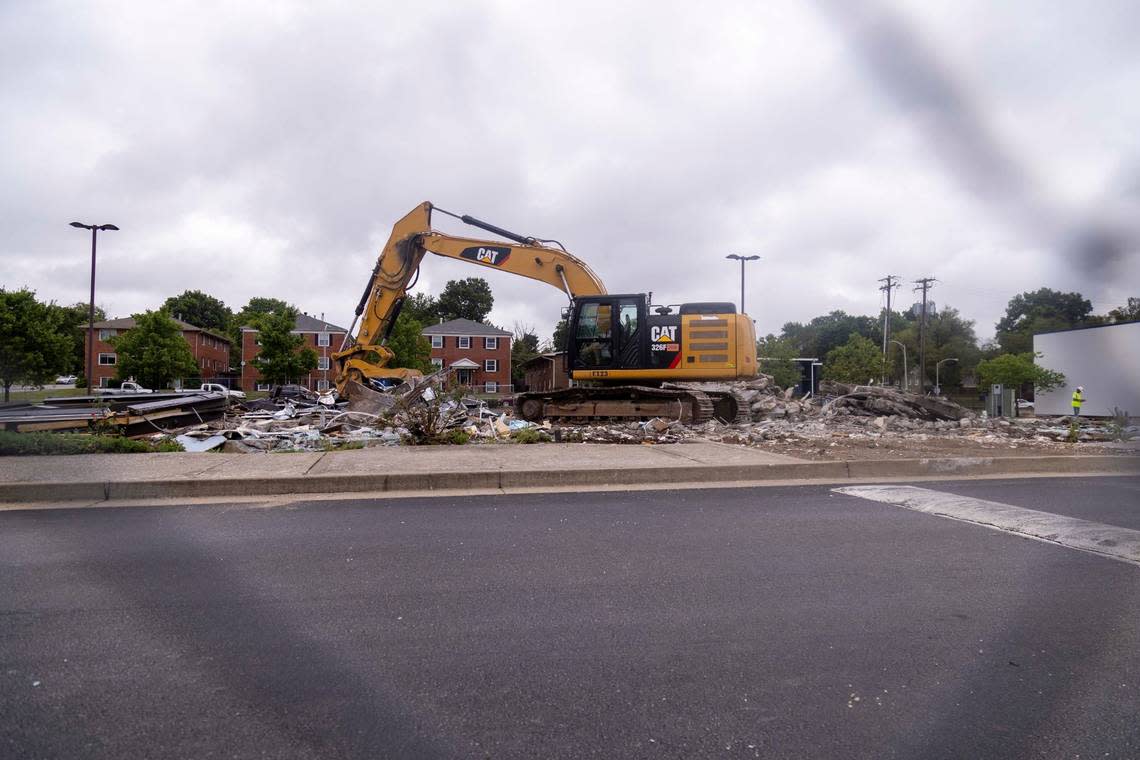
333, 202, 758, 423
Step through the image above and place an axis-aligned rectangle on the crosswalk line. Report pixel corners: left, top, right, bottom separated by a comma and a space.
834, 485, 1140, 567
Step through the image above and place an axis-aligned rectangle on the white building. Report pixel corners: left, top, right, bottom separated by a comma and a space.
1034, 321, 1140, 417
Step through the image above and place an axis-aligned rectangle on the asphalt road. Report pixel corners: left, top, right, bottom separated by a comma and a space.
2, 477, 1138, 759
921, 475, 1140, 531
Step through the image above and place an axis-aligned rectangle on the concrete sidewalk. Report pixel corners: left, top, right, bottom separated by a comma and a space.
2, 442, 1138, 505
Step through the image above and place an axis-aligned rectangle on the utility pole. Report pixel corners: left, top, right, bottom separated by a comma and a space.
913, 277, 936, 393
878, 275, 899, 384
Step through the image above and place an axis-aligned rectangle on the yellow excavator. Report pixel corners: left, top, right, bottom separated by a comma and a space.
334, 202, 759, 423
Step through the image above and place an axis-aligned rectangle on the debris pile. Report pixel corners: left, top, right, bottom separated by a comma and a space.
818, 381, 971, 421
158, 369, 554, 452
0, 392, 229, 436
18, 368, 1128, 457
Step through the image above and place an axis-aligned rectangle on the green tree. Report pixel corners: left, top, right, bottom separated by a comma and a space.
53, 301, 107, 375
231, 297, 294, 343
401, 292, 440, 325
976, 352, 1065, 394
549, 319, 570, 352
162, 290, 232, 332
781, 310, 879, 359
511, 324, 541, 388
437, 278, 494, 322
891, 306, 981, 390
0, 289, 72, 401
386, 313, 432, 373
250, 310, 318, 385
755, 334, 802, 388
996, 288, 1093, 353
108, 310, 198, 390
823, 333, 882, 384
1105, 297, 1140, 323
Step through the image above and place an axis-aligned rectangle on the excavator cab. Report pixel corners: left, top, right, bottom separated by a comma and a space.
567, 294, 648, 374
565, 295, 751, 383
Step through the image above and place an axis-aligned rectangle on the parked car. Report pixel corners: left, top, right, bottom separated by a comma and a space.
177, 382, 246, 399
55, 374, 78, 385
95, 381, 154, 395
270, 384, 318, 401
1016, 398, 1034, 409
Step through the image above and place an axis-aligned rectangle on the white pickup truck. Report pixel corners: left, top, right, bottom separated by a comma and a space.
177, 382, 247, 399
95, 381, 155, 395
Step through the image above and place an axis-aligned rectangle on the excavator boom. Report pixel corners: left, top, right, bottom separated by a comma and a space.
333, 202, 605, 392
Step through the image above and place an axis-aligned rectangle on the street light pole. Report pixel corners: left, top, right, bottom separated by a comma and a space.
70, 222, 119, 395
725, 254, 760, 314
890, 339, 908, 392
935, 357, 958, 395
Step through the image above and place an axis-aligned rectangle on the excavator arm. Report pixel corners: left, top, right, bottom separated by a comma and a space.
333, 202, 606, 392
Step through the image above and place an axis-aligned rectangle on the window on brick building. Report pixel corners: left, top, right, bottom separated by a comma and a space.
99, 329, 116, 341
458, 336, 470, 349
317, 356, 330, 370
431, 358, 443, 369
485, 337, 498, 349
431, 335, 443, 348
317, 379, 330, 391
318, 333, 330, 347
484, 381, 498, 393
484, 359, 497, 372
98, 353, 116, 365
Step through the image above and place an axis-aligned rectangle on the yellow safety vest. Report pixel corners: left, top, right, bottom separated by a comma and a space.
1071, 391, 1083, 407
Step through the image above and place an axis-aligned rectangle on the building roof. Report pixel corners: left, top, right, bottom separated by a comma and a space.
1033, 319, 1140, 336
293, 312, 348, 333
93, 317, 231, 344
239, 313, 349, 333
421, 318, 511, 337
520, 352, 563, 369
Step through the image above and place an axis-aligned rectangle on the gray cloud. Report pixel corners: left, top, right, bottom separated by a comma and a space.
2, 0, 1136, 345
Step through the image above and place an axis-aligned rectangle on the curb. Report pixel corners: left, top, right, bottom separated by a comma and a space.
1, 455, 1137, 504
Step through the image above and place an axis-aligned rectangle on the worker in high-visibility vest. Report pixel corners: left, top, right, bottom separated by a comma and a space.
1071, 386, 1085, 416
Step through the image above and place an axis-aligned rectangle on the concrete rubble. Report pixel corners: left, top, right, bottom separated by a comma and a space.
154, 368, 548, 452
137, 372, 1136, 455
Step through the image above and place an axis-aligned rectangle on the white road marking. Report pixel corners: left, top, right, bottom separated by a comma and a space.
835, 485, 1140, 567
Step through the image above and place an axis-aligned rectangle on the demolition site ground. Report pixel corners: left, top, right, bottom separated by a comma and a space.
2, 372, 1136, 465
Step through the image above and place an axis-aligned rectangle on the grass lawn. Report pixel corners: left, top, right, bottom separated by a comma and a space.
3, 387, 90, 404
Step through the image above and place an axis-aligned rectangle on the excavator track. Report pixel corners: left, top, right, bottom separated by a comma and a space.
516, 385, 715, 424
664, 383, 752, 424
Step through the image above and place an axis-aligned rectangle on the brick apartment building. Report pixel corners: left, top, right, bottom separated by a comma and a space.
85, 317, 232, 388
422, 318, 512, 392
240, 313, 349, 391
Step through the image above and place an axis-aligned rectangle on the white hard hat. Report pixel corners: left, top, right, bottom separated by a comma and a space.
1077, 386, 1084, 391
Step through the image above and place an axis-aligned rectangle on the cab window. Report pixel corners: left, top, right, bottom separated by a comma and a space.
618, 303, 638, 342
576, 303, 613, 367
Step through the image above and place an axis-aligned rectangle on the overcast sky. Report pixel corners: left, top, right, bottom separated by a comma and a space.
3, 0, 1138, 344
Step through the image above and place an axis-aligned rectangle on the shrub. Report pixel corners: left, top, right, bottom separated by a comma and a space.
1108, 407, 1135, 442
0, 431, 185, 456
444, 429, 471, 445
511, 428, 549, 444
